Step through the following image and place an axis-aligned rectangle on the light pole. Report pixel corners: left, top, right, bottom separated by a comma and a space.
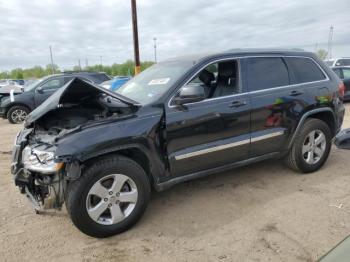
153, 37, 157, 63
100, 56, 103, 68
131, 0, 141, 75
49, 46, 55, 74
327, 26, 334, 60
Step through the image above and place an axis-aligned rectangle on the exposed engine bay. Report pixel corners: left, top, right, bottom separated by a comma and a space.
12, 78, 138, 212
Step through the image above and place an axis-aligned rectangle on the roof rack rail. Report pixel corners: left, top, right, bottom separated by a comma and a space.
224, 48, 305, 53
62, 71, 96, 74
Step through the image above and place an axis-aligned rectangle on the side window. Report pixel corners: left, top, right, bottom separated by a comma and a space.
286, 57, 326, 84
332, 68, 343, 79
246, 57, 289, 92
183, 59, 239, 100
342, 68, 350, 79
40, 78, 64, 90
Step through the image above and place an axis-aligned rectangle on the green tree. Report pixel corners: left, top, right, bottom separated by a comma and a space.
316, 49, 328, 60
0, 60, 154, 80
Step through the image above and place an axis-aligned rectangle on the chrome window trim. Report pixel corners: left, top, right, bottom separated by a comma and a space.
167, 55, 330, 109
174, 130, 284, 161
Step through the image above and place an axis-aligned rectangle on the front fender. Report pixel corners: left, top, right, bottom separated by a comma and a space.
55, 113, 165, 181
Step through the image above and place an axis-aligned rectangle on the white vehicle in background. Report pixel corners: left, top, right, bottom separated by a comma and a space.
324, 58, 350, 67
0, 80, 23, 94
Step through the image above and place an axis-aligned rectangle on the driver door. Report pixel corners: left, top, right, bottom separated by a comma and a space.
164, 59, 251, 177
34, 77, 65, 107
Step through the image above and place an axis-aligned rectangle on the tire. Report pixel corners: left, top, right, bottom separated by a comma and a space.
285, 118, 332, 173
66, 155, 151, 238
7, 105, 30, 124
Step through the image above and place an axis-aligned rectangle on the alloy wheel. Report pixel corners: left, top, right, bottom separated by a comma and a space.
11, 109, 27, 123
302, 130, 326, 165
86, 174, 138, 225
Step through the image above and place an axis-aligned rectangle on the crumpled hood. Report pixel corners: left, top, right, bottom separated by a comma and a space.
25, 77, 140, 127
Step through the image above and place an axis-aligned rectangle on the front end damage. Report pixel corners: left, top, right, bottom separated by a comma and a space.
12, 129, 65, 211
11, 78, 139, 212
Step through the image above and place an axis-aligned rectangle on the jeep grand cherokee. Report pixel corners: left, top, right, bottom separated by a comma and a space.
11, 49, 345, 237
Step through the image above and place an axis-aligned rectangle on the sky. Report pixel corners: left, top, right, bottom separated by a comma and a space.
0, 0, 349, 71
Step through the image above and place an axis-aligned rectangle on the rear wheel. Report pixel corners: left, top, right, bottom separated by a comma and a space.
66, 155, 151, 238
285, 118, 332, 173
7, 105, 29, 124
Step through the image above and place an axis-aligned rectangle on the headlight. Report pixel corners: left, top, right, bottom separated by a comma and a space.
22, 147, 63, 174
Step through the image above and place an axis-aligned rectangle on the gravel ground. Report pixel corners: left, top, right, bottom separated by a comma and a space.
1, 105, 350, 262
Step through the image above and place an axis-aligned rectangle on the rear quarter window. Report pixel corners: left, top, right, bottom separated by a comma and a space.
246, 57, 289, 92
286, 57, 326, 84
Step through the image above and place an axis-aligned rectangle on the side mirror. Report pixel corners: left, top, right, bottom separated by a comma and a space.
36, 86, 44, 93
173, 83, 205, 106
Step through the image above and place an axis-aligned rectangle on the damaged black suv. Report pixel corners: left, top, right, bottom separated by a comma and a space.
11, 49, 345, 237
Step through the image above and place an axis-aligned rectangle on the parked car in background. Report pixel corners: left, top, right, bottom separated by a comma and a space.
0, 71, 111, 124
0, 79, 24, 88
332, 66, 350, 100
325, 58, 350, 67
11, 49, 344, 237
0, 81, 23, 94
100, 76, 131, 91
12, 79, 25, 86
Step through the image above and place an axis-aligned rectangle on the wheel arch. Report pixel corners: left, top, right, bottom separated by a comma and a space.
77, 144, 163, 189
288, 107, 336, 149
6, 103, 31, 116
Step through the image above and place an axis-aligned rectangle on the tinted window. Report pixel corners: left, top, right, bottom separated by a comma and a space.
332, 68, 342, 78
286, 57, 326, 83
343, 68, 350, 79
89, 73, 111, 83
246, 57, 289, 91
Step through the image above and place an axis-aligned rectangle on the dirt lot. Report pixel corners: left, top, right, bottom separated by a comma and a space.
1, 106, 350, 262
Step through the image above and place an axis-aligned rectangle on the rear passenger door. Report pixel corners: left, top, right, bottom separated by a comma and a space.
242, 57, 310, 157
284, 57, 329, 104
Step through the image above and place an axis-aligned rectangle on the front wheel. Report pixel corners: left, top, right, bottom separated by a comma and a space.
66, 155, 151, 238
7, 105, 29, 124
285, 118, 332, 173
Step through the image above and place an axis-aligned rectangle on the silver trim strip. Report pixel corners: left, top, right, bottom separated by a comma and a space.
174, 130, 284, 160
168, 55, 329, 108
175, 139, 250, 160
251, 131, 285, 142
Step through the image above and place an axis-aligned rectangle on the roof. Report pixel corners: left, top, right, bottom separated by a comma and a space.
163, 48, 312, 64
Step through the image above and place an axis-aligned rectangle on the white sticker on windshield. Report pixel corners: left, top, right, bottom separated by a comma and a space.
10, 89, 15, 102
148, 78, 170, 85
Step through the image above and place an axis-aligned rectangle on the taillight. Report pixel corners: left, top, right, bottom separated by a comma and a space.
339, 82, 345, 98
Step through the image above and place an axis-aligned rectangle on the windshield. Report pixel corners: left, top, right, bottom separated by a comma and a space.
116, 60, 194, 104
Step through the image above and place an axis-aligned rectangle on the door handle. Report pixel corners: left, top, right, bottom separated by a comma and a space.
230, 100, 246, 108
290, 90, 304, 96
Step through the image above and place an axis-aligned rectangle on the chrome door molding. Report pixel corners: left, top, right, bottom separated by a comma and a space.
174, 130, 284, 161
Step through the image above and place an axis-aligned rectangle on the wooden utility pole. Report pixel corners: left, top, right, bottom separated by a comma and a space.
131, 0, 141, 75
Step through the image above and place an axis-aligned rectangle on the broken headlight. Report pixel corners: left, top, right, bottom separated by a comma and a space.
22, 146, 63, 174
